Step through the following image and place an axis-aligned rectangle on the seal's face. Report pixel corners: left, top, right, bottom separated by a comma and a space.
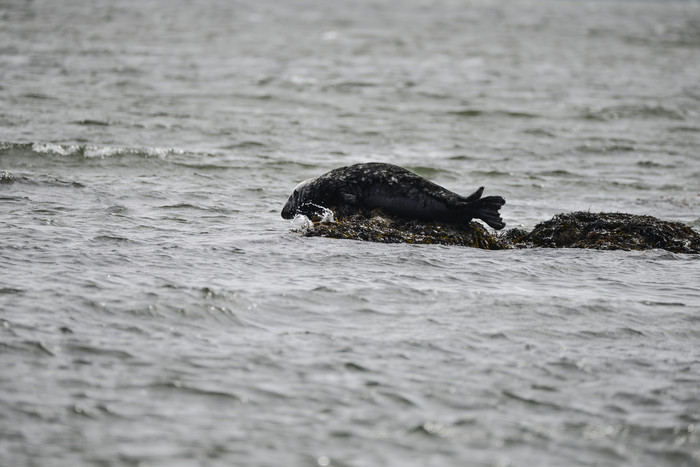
281, 179, 312, 219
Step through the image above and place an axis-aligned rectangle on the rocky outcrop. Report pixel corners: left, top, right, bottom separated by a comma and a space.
297, 211, 700, 254
506, 212, 700, 253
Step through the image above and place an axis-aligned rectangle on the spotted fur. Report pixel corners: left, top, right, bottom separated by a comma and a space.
281, 162, 506, 230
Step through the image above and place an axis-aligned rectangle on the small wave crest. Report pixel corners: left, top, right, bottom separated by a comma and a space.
0, 140, 183, 160
580, 104, 686, 121
0, 171, 27, 184
31, 142, 183, 159
0, 170, 84, 188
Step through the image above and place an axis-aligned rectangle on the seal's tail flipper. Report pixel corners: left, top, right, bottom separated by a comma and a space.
466, 187, 506, 230
464, 186, 484, 202
465, 186, 484, 202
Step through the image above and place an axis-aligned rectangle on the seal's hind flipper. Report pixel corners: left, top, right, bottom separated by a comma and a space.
470, 195, 506, 230
464, 186, 485, 202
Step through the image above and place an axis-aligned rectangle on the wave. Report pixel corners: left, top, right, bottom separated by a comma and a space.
447, 109, 539, 119
0, 140, 265, 172
0, 170, 85, 188
580, 104, 686, 121
0, 171, 28, 184
72, 119, 111, 126
0, 140, 184, 160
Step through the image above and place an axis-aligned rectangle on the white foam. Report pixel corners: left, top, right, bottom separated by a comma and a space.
30, 142, 184, 159
318, 207, 335, 223
290, 214, 314, 232
31, 142, 81, 156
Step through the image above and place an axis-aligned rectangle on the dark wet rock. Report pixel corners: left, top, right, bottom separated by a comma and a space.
507, 211, 700, 254
497, 227, 530, 246
302, 215, 503, 249
297, 211, 700, 254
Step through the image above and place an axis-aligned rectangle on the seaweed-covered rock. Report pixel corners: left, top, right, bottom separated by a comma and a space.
293, 211, 700, 254
510, 211, 700, 253
301, 215, 503, 249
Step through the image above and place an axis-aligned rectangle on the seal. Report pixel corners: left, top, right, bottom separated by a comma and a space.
281, 162, 506, 230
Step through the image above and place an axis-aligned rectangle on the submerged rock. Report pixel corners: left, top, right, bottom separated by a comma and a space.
297, 211, 700, 254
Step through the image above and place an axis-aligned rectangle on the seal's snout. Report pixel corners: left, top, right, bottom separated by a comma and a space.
281, 179, 312, 219
281, 196, 295, 219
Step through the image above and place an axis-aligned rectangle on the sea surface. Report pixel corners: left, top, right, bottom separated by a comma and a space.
1, 0, 700, 465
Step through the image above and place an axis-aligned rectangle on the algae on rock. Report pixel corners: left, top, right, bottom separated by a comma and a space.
296, 211, 700, 254
304, 215, 503, 249
505, 212, 700, 254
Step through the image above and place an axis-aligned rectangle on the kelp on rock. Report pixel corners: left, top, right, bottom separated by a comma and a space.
298, 211, 700, 254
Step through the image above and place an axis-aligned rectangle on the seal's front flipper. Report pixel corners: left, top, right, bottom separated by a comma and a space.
341, 192, 358, 205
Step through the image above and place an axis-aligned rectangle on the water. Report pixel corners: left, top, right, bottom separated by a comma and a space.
1, 0, 700, 465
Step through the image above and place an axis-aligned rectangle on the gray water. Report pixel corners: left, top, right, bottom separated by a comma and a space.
2, 0, 700, 465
